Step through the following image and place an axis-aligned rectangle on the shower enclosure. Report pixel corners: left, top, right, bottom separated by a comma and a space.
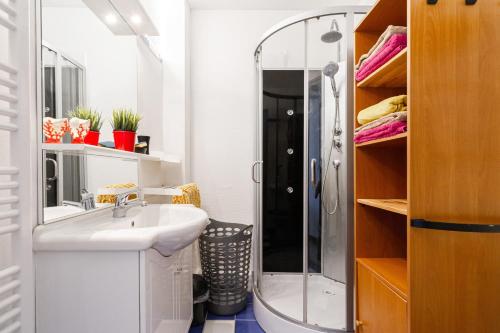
252, 7, 369, 333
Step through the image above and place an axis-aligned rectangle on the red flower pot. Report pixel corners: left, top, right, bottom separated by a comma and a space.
84, 130, 100, 146
45, 138, 62, 144
113, 130, 136, 152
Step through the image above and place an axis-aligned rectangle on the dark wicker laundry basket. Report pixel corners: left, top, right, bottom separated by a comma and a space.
199, 219, 253, 315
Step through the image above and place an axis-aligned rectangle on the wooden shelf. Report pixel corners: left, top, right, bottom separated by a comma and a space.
357, 48, 407, 88
354, 0, 410, 327
355, 132, 407, 148
42, 144, 180, 164
355, 0, 407, 32
357, 199, 408, 215
357, 258, 408, 300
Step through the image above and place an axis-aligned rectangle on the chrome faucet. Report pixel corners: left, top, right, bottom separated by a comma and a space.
62, 200, 83, 208
62, 189, 95, 211
112, 189, 148, 218
81, 189, 96, 210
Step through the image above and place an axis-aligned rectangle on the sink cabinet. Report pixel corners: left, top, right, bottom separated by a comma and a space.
36, 245, 193, 333
142, 246, 193, 333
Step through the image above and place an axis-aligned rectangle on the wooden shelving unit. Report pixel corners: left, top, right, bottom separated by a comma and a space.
357, 258, 407, 300
357, 198, 407, 215
355, 0, 499, 332
355, 132, 406, 148
357, 48, 407, 88
354, 0, 409, 331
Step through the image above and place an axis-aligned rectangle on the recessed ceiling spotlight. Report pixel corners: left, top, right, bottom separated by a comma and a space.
130, 14, 142, 25
105, 13, 117, 25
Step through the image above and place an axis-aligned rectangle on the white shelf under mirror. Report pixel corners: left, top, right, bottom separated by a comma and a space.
142, 187, 182, 196
42, 143, 181, 164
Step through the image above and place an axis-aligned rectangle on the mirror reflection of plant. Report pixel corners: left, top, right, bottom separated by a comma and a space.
111, 108, 142, 132
68, 106, 103, 132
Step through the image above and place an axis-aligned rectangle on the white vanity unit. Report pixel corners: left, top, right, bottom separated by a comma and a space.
34, 204, 209, 333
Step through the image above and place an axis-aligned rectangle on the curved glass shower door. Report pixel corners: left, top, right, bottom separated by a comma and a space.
258, 20, 306, 323
254, 8, 368, 332
305, 14, 348, 330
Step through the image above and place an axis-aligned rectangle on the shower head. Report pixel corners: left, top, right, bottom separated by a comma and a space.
322, 61, 339, 79
321, 19, 343, 43
321, 30, 342, 43
324, 61, 340, 99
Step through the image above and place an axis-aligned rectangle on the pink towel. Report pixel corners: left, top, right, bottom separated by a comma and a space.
355, 34, 407, 82
354, 120, 407, 144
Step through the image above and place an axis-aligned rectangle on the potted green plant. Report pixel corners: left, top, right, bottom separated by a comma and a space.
111, 108, 142, 152
68, 106, 103, 146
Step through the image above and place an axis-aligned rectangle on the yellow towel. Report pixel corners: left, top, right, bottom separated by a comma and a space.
96, 183, 138, 204
357, 95, 407, 125
172, 183, 201, 208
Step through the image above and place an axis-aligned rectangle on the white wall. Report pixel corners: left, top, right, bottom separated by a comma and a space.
162, 0, 191, 182
140, 0, 191, 182
42, 6, 138, 142
190, 10, 301, 224
86, 156, 139, 195
136, 37, 164, 152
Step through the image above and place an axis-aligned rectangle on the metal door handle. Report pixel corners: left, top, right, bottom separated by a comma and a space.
251, 161, 262, 184
310, 159, 317, 186
46, 158, 58, 182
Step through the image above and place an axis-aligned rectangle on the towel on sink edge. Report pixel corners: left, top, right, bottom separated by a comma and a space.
172, 183, 202, 274
172, 183, 201, 208
96, 183, 138, 204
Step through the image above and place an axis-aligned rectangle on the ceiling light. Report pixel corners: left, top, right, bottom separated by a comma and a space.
105, 13, 117, 25
130, 14, 142, 25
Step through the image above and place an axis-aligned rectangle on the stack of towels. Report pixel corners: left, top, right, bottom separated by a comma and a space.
354, 95, 407, 144
355, 25, 407, 82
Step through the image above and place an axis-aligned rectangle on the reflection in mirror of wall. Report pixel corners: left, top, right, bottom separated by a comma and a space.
41, 0, 138, 141
40, 0, 164, 223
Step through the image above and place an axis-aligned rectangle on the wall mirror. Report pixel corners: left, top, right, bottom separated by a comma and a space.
39, 0, 163, 223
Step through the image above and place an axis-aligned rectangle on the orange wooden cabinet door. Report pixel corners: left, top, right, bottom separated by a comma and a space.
409, 0, 500, 220
409, 0, 500, 331
356, 264, 407, 333
410, 228, 500, 333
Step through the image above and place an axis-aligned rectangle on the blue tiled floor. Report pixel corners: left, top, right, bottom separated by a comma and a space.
188, 324, 204, 333
235, 305, 255, 320
189, 292, 265, 333
235, 320, 265, 333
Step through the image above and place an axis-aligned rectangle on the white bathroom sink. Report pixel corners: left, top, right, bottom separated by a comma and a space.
43, 203, 113, 223
43, 205, 86, 221
34, 204, 209, 256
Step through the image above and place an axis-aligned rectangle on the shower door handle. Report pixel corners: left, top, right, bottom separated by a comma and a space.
251, 161, 262, 184
46, 158, 58, 182
310, 159, 317, 187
